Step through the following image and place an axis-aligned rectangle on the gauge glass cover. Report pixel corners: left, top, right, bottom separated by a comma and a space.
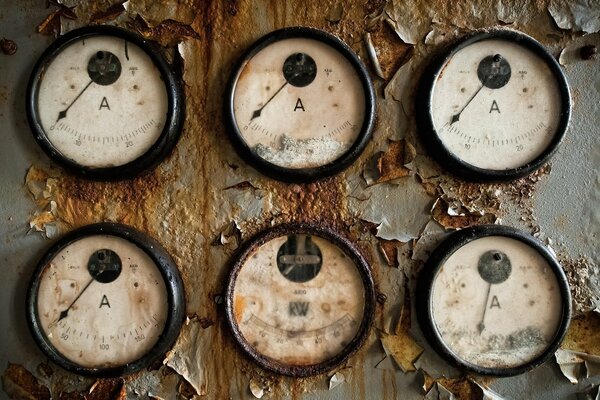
226, 226, 375, 376
418, 226, 571, 376
27, 26, 183, 179
226, 28, 375, 181
418, 30, 570, 181
27, 224, 184, 376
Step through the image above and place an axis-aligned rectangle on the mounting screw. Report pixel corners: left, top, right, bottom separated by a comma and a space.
0, 38, 17, 55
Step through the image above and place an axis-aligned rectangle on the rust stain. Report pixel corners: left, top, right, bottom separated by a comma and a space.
86, 378, 126, 400
431, 197, 497, 230
436, 377, 481, 400
128, 15, 201, 47
368, 22, 414, 80
89, 3, 126, 25
234, 296, 246, 323
561, 312, 600, 355
0, 38, 17, 55
378, 239, 399, 268
1, 363, 51, 400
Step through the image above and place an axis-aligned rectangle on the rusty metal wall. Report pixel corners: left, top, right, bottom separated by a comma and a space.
1, 0, 599, 399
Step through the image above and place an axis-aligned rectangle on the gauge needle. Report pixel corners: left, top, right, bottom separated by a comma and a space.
477, 282, 492, 334
55, 79, 94, 123
450, 82, 485, 124
52, 277, 95, 325
250, 81, 289, 120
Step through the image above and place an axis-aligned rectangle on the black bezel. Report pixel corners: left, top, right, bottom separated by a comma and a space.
224, 223, 376, 377
26, 25, 184, 181
26, 223, 185, 377
224, 27, 376, 183
416, 225, 572, 377
415, 28, 571, 182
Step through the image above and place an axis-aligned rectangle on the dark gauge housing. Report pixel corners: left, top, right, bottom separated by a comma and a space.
224, 27, 376, 182
416, 29, 571, 182
224, 223, 376, 376
26, 25, 184, 181
26, 223, 185, 377
416, 225, 571, 376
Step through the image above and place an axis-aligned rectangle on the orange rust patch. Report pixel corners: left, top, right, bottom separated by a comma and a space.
233, 295, 246, 323
128, 15, 201, 47
561, 311, 600, 355
1, 363, 51, 400
368, 22, 414, 80
89, 3, 125, 24
431, 197, 496, 230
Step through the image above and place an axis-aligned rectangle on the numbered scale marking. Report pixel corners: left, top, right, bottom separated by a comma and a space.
27, 25, 183, 180
26, 223, 185, 376
225, 27, 375, 182
225, 224, 375, 376
416, 225, 571, 376
416, 29, 571, 181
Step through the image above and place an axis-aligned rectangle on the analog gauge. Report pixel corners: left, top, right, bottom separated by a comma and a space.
416, 225, 571, 376
27, 25, 183, 180
225, 27, 375, 182
26, 223, 185, 376
225, 224, 375, 376
416, 29, 571, 181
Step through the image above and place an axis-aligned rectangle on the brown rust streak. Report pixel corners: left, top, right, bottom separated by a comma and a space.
1, 363, 51, 400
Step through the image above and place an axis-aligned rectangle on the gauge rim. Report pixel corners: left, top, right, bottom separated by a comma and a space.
224, 26, 376, 183
416, 224, 572, 377
26, 222, 185, 377
224, 222, 376, 377
416, 28, 571, 182
26, 25, 184, 181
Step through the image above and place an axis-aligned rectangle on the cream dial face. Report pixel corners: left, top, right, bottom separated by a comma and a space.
431, 236, 564, 369
35, 235, 169, 369
36, 35, 168, 168
232, 37, 366, 169
431, 38, 562, 170
231, 234, 366, 366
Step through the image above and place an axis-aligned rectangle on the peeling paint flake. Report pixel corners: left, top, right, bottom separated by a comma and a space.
89, 2, 126, 24
249, 378, 272, 398
163, 320, 210, 397
379, 289, 424, 373
128, 15, 200, 46
325, 3, 344, 23
431, 196, 497, 230
349, 174, 431, 242
1, 363, 50, 400
328, 371, 346, 390
556, 311, 600, 382
411, 220, 446, 262
363, 139, 416, 186
364, 32, 385, 79
383, 0, 430, 44
549, 0, 600, 34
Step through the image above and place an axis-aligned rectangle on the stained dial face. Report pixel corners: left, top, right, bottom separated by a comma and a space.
35, 235, 168, 368
232, 37, 366, 169
431, 38, 562, 170
36, 35, 168, 168
231, 234, 366, 367
431, 236, 564, 369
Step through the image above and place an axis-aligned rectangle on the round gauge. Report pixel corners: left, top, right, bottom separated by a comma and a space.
26, 223, 185, 376
416, 225, 571, 376
416, 29, 571, 181
26, 25, 184, 180
225, 224, 375, 376
224, 27, 375, 182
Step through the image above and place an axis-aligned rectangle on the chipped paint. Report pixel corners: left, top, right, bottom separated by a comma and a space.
2, 0, 599, 399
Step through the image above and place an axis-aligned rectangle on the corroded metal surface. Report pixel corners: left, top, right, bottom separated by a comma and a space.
1, 0, 599, 399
